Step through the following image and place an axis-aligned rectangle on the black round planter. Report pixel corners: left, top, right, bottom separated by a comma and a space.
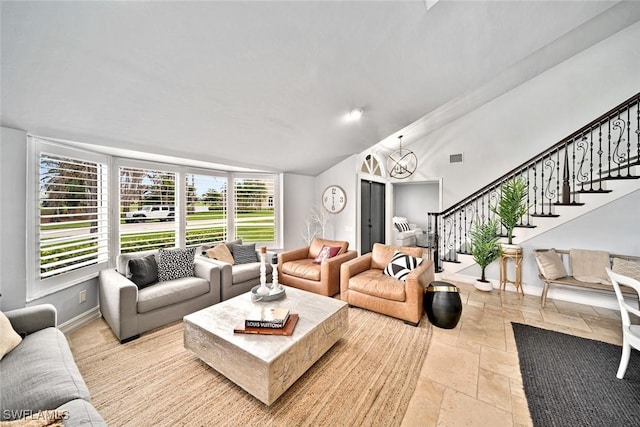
424, 281, 462, 329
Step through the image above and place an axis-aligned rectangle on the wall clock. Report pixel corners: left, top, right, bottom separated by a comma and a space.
322, 185, 347, 213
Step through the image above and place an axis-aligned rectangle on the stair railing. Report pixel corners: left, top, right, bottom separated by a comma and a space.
425, 92, 639, 273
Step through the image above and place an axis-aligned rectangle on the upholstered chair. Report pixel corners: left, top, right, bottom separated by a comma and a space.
340, 243, 434, 326
278, 238, 357, 296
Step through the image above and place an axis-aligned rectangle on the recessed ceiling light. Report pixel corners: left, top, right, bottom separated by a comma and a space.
345, 108, 363, 122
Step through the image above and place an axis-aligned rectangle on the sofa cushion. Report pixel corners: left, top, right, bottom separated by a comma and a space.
232, 243, 259, 264
282, 258, 321, 281
57, 398, 106, 427
157, 247, 196, 282
534, 249, 568, 280
0, 328, 91, 420
205, 243, 235, 265
128, 254, 158, 289
231, 262, 272, 284
349, 269, 406, 302
137, 277, 210, 314
309, 238, 349, 259
383, 251, 423, 281
0, 311, 22, 360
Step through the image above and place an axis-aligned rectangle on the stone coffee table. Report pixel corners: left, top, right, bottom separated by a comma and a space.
183, 286, 348, 405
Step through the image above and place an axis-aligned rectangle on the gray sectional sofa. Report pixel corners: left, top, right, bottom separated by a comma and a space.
0, 305, 106, 426
99, 249, 221, 343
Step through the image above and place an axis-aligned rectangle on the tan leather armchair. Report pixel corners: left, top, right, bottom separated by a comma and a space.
340, 243, 434, 326
278, 238, 357, 296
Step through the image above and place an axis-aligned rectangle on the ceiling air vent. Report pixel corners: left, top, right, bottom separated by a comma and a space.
449, 153, 463, 164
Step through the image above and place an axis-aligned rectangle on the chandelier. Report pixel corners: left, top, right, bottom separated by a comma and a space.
387, 135, 417, 179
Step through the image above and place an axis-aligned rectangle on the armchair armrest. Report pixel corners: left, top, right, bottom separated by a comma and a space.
340, 253, 372, 300
99, 268, 139, 341
321, 250, 358, 294
5, 304, 57, 336
404, 259, 434, 321
194, 259, 220, 284
279, 246, 310, 263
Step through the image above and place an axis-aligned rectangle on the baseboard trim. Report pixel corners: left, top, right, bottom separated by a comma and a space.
442, 272, 621, 310
59, 306, 101, 334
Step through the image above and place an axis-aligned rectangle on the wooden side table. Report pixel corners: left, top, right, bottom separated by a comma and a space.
499, 249, 524, 296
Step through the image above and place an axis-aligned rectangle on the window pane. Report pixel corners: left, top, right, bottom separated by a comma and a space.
234, 177, 276, 243
185, 173, 228, 247
39, 154, 108, 279
119, 167, 176, 253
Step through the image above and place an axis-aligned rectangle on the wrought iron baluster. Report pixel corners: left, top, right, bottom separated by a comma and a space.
556, 148, 561, 204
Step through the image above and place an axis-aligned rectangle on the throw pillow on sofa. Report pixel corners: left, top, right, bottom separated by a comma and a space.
612, 257, 640, 282
383, 251, 422, 281
313, 245, 341, 264
0, 311, 22, 360
157, 247, 196, 281
231, 243, 259, 264
128, 254, 158, 289
206, 243, 235, 265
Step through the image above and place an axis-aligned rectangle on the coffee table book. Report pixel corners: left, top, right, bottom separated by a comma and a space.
235, 314, 299, 336
245, 307, 290, 328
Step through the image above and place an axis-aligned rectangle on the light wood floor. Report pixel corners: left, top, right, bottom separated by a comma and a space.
67, 281, 623, 427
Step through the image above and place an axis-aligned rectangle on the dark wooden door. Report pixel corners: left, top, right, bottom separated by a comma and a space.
360, 180, 385, 254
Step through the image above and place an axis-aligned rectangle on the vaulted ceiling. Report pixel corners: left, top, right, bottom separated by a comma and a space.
2, 1, 637, 175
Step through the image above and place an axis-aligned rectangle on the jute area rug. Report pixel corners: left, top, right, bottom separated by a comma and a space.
74, 307, 431, 426
512, 323, 640, 427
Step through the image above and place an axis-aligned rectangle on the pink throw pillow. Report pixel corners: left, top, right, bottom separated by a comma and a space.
313, 245, 341, 264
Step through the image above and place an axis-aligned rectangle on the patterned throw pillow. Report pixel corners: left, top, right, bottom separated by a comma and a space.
313, 246, 341, 264
393, 217, 411, 232
232, 243, 259, 265
157, 247, 196, 282
612, 257, 640, 282
383, 251, 423, 281
128, 255, 158, 289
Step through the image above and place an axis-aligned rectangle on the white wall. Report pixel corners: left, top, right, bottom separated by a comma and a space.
1, 127, 28, 311
282, 173, 316, 250
392, 182, 440, 230
315, 155, 358, 251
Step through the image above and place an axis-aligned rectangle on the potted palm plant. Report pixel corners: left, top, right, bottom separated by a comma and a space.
491, 177, 528, 252
469, 218, 502, 291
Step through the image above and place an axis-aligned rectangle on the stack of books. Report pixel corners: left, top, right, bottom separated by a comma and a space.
234, 307, 299, 335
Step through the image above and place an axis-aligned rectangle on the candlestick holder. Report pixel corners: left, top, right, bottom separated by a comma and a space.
256, 250, 269, 296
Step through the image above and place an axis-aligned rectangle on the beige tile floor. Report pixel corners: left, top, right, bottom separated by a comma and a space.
67, 281, 623, 427
401, 280, 623, 427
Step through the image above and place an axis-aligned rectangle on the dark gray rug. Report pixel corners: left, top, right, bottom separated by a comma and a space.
512, 323, 640, 427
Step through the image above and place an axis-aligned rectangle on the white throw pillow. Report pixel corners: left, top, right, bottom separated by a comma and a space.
534, 249, 568, 280
0, 311, 22, 360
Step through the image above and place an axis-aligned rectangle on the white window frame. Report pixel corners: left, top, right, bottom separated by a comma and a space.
27, 137, 110, 301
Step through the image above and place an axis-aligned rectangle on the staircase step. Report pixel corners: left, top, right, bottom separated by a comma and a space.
577, 189, 613, 194
531, 213, 560, 218
553, 202, 585, 206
